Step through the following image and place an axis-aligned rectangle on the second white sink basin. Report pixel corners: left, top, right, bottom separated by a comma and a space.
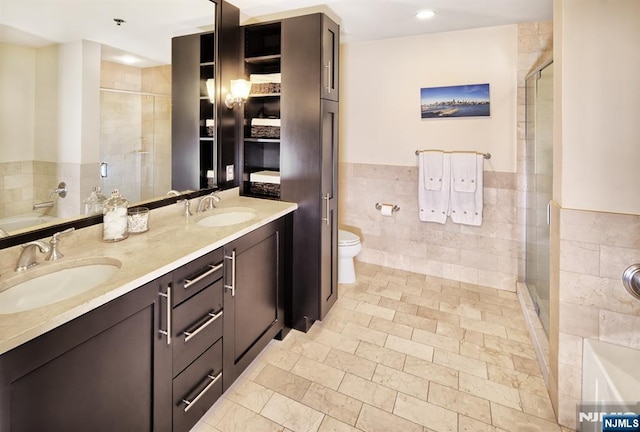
0, 258, 121, 314
197, 207, 257, 227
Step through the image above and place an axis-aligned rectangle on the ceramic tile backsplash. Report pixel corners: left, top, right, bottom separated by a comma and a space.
339, 163, 519, 291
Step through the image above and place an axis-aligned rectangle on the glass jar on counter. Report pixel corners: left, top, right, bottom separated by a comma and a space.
103, 189, 129, 242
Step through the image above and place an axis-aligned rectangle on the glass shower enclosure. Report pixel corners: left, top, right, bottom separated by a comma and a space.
524, 62, 554, 336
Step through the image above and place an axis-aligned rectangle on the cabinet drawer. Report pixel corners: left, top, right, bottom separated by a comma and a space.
173, 248, 223, 306
173, 339, 223, 432
172, 279, 223, 376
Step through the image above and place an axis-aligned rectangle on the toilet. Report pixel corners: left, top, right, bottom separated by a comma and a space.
338, 229, 361, 284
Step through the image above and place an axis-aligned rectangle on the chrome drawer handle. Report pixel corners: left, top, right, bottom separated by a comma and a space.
183, 310, 223, 343
184, 262, 223, 289
224, 251, 236, 297
158, 285, 171, 345
322, 193, 330, 225
182, 372, 222, 412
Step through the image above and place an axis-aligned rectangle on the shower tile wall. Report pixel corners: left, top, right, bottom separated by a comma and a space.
339, 162, 519, 291
554, 209, 640, 428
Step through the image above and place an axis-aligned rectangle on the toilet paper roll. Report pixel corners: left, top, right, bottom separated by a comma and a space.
380, 204, 394, 217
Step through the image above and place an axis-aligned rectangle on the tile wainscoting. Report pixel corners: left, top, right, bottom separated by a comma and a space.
338, 162, 521, 292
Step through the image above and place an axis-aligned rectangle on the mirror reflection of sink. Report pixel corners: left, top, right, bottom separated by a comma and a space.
0, 258, 122, 314
197, 207, 257, 227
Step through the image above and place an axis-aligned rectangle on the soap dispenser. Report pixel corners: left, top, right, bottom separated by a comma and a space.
103, 189, 129, 242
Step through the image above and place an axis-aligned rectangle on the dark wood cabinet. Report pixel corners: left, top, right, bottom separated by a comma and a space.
171, 0, 240, 191
170, 248, 225, 432
0, 274, 173, 432
240, 13, 340, 332
222, 217, 287, 390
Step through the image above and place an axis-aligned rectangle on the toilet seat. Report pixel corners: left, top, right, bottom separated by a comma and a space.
338, 229, 360, 246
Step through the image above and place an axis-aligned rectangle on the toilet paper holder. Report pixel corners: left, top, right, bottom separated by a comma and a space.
375, 203, 400, 213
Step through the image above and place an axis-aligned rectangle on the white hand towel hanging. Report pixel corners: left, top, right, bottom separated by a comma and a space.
418, 152, 450, 224
451, 152, 477, 193
449, 153, 483, 226
422, 151, 444, 191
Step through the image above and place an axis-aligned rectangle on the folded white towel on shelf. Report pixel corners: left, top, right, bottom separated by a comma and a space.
249, 73, 282, 83
451, 152, 478, 193
449, 153, 483, 226
418, 152, 451, 224
251, 118, 281, 127
249, 170, 281, 184
421, 151, 444, 191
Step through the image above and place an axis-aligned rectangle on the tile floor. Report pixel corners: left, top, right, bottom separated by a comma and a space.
190, 262, 575, 432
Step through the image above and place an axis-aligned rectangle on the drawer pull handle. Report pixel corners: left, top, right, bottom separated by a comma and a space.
184, 262, 223, 289
224, 251, 236, 297
183, 310, 223, 343
182, 372, 222, 412
158, 285, 171, 345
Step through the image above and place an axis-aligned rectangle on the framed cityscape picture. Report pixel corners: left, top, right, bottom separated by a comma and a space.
420, 83, 490, 119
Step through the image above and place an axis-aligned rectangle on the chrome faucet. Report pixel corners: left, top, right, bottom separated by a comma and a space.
197, 192, 221, 213
167, 190, 193, 216
45, 228, 75, 261
15, 240, 51, 272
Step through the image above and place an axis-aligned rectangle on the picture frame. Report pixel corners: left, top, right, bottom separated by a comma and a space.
420, 83, 490, 119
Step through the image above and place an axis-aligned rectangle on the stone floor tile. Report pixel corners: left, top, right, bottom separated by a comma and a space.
378, 296, 420, 315
301, 382, 363, 426
323, 348, 377, 380
356, 403, 423, 432
385, 334, 434, 361
458, 373, 521, 411
432, 348, 488, 379
217, 400, 284, 432
225, 377, 275, 413
291, 356, 346, 391
317, 416, 360, 432
312, 328, 361, 354
261, 392, 324, 432
354, 341, 406, 370
403, 355, 459, 389
412, 327, 460, 353
371, 363, 430, 401
338, 373, 397, 413
490, 402, 562, 432
368, 316, 414, 339
393, 392, 457, 432
427, 382, 491, 424
253, 364, 312, 401
341, 322, 388, 346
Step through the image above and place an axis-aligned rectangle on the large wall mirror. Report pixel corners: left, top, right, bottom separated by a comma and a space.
0, 0, 239, 248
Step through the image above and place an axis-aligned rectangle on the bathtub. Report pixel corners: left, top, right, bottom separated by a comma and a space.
0, 214, 59, 234
581, 339, 640, 431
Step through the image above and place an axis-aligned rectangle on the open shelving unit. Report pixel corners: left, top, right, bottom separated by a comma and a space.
241, 22, 282, 199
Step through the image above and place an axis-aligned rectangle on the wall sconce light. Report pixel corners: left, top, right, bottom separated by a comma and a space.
206, 78, 215, 103
224, 79, 251, 109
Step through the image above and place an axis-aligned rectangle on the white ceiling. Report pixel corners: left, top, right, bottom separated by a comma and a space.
0, 0, 552, 66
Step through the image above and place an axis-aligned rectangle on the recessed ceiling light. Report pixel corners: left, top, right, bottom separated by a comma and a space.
120, 55, 138, 65
416, 10, 436, 20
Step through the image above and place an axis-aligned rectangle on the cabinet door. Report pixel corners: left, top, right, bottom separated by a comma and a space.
320, 99, 339, 319
222, 219, 285, 390
321, 15, 339, 101
0, 275, 173, 432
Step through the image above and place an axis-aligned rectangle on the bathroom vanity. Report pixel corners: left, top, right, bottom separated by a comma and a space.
0, 192, 295, 432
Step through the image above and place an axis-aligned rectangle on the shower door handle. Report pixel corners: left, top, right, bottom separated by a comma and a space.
546, 201, 551, 226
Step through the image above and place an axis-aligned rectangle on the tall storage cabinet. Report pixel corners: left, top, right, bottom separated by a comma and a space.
241, 13, 339, 332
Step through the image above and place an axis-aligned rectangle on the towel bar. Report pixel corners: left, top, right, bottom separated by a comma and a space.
415, 150, 491, 159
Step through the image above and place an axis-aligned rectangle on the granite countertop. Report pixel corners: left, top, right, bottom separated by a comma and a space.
0, 189, 297, 355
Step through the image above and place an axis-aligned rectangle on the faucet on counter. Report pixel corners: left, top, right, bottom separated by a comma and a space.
167, 190, 193, 217
14, 227, 76, 272
45, 228, 75, 261
15, 241, 51, 272
197, 192, 222, 213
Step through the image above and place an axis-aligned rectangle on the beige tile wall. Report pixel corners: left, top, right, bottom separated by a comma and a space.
338, 163, 519, 291
553, 209, 640, 428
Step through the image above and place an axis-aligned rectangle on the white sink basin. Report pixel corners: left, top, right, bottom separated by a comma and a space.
197, 207, 257, 227
0, 258, 121, 314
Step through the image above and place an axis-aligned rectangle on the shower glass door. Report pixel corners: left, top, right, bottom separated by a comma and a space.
525, 62, 553, 336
